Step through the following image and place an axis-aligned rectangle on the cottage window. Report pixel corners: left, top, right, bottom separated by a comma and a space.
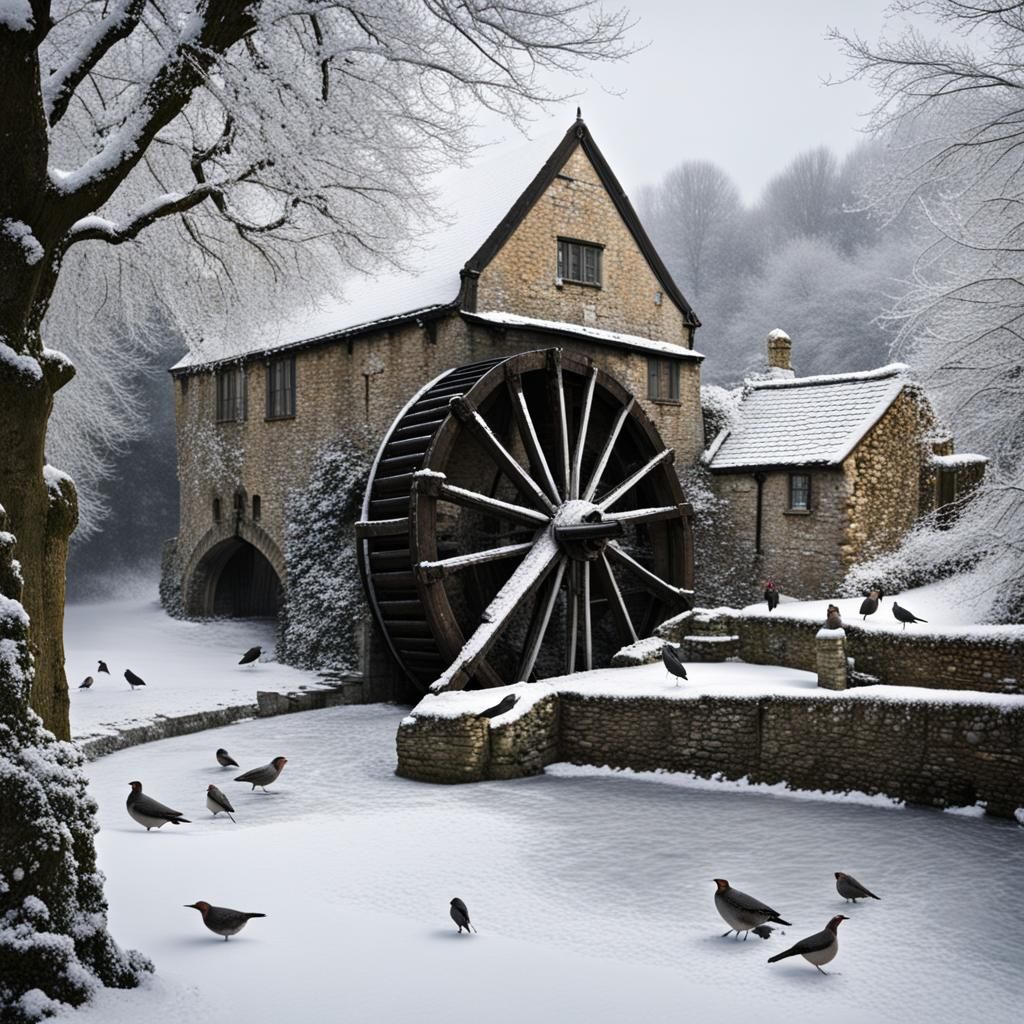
647, 358, 680, 402
215, 366, 246, 423
788, 473, 811, 511
557, 238, 602, 286
252, 494, 262, 522
266, 355, 296, 420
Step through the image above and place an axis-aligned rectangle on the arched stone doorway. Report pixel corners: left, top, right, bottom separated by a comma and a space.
184, 530, 284, 619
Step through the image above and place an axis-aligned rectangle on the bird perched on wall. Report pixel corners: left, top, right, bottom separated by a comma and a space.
450, 898, 476, 934
238, 645, 262, 666
476, 693, 517, 719
207, 784, 236, 822
764, 581, 779, 612
835, 872, 880, 902
825, 604, 843, 630
216, 748, 239, 768
124, 668, 146, 690
859, 589, 882, 620
97, 660, 110, 674
661, 644, 688, 685
126, 781, 190, 830
713, 879, 791, 939
892, 602, 928, 630
79, 675, 94, 690
235, 756, 288, 792
767, 915, 849, 974
185, 901, 265, 941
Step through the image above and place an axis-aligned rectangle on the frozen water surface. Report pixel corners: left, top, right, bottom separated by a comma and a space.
65, 703, 1023, 1024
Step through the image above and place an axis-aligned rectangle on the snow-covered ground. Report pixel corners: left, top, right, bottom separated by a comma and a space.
66, 598, 329, 745
56, 594, 1023, 1022
64, 705, 1023, 1024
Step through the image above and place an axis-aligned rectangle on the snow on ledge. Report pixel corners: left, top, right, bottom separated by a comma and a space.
404, 682, 556, 727
930, 452, 988, 468
464, 310, 705, 360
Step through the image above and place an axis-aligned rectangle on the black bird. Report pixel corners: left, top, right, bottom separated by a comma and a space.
764, 580, 779, 612
450, 898, 476, 934
661, 644, 688, 685
97, 660, 110, 674
124, 669, 146, 690
892, 602, 927, 630
835, 872, 881, 902
476, 694, 517, 720
216, 748, 240, 768
238, 646, 262, 666
79, 675, 94, 690
859, 589, 882, 621
768, 915, 849, 974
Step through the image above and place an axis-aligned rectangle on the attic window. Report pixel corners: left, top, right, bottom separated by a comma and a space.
557, 238, 602, 287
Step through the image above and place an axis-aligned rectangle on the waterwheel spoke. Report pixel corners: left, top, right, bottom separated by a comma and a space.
429, 531, 561, 692
551, 357, 571, 500
517, 555, 568, 682
593, 551, 637, 645
416, 541, 535, 581
566, 562, 579, 674
570, 367, 598, 500
450, 396, 556, 514
438, 482, 550, 528
582, 560, 593, 670
605, 541, 693, 605
582, 398, 634, 502
604, 504, 684, 526
508, 374, 561, 504
596, 448, 674, 512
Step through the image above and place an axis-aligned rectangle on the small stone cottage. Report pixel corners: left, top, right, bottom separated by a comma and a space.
701, 330, 987, 599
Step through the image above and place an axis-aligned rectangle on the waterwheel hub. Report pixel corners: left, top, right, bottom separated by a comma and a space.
552, 500, 623, 561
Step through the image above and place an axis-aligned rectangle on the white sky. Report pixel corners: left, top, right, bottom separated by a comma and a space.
475, 1, 913, 204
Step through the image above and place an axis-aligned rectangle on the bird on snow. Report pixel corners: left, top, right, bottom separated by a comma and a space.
216, 747, 240, 768
892, 602, 928, 630
476, 694, 517, 719
767, 915, 849, 974
713, 879, 791, 940
752, 924, 776, 940
235, 756, 288, 792
859, 589, 883, 621
124, 668, 146, 690
835, 871, 880, 902
450, 897, 476, 934
126, 781, 190, 830
206, 784, 236, 822
79, 675, 94, 690
825, 604, 843, 630
238, 645, 262, 666
185, 901, 265, 941
97, 660, 110, 674
661, 643, 688, 685
764, 581, 779, 612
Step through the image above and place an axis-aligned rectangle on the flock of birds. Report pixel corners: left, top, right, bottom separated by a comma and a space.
78, 646, 264, 691
714, 873, 880, 974
763, 581, 929, 629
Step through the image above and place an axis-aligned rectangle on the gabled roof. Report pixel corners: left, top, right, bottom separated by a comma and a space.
703, 364, 912, 472
172, 116, 696, 373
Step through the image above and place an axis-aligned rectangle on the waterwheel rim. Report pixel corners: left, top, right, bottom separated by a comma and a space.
358, 348, 694, 695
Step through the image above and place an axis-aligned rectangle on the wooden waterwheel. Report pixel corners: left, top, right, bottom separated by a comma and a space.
356, 348, 694, 695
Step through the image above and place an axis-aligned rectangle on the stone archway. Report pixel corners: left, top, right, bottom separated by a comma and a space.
182, 523, 285, 619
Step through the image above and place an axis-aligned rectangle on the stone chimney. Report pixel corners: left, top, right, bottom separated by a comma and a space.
766, 329, 794, 379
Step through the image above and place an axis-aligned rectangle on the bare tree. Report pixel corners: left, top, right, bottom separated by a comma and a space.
0, 2, 631, 1016
832, 1, 1024, 619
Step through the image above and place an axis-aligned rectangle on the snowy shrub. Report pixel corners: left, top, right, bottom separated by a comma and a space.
277, 437, 370, 671
700, 383, 741, 443
0, 508, 151, 1021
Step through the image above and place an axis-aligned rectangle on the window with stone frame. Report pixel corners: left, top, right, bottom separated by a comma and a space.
647, 358, 680, 402
266, 355, 296, 420
788, 472, 811, 511
557, 238, 602, 286
215, 366, 246, 423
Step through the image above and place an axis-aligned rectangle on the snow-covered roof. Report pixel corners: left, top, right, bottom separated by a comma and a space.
172, 132, 563, 371
704, 363, 911, 471
462, 310, 703, 360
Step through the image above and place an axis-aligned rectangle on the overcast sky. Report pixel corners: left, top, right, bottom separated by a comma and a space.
478, 1, 914, 204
